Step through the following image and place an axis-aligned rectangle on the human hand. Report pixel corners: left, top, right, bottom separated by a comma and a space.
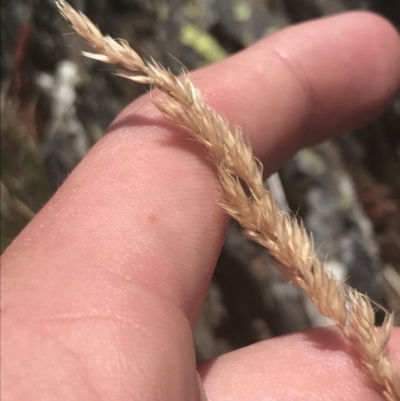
2, 11, 400, 401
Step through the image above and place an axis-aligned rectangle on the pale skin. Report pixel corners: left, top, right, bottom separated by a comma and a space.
2, 11, 400, 401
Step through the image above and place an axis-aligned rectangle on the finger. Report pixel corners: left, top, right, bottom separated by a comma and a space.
200, 327, 400, 401
124, 11, 400, 175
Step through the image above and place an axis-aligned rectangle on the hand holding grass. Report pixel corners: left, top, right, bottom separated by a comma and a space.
2, 4, 400, 400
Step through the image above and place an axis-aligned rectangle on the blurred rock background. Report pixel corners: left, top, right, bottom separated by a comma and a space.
1, 0, 399, 361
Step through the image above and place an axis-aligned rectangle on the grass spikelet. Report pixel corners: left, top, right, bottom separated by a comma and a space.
56, 1, 400, 399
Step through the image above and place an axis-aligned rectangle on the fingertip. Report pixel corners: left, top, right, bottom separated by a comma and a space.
339, 11, 400, 101
333, 11, 400, 133
272, 10, 400, 143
